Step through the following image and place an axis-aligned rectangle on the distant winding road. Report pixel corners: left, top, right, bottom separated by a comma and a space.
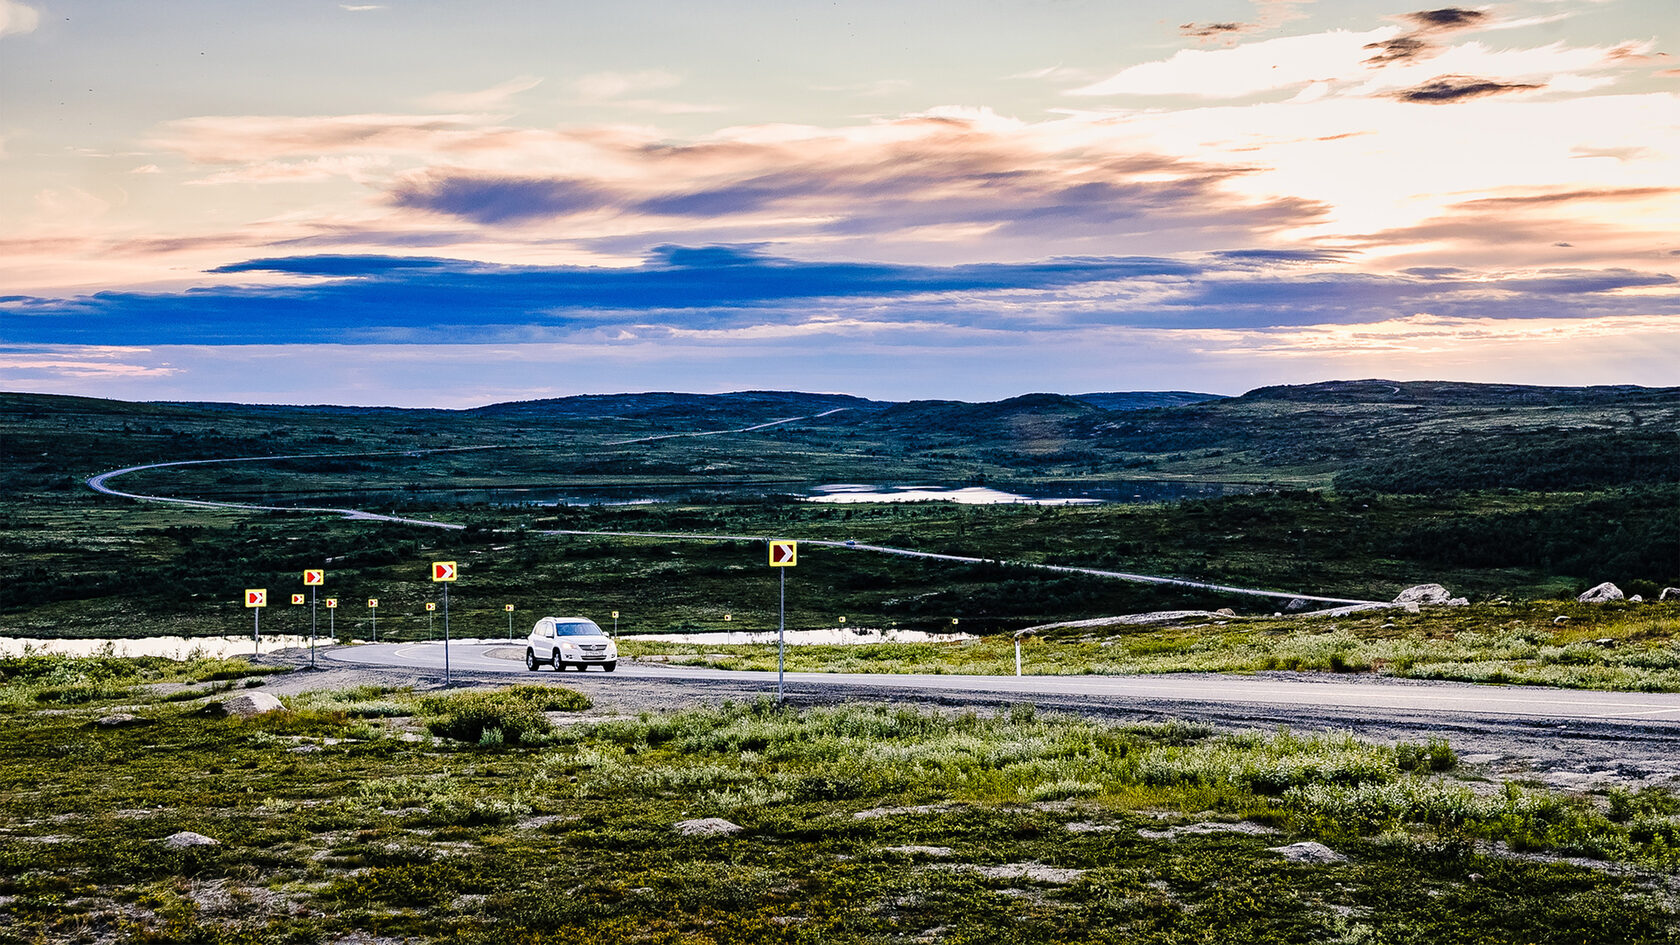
86, 413, 1383, 607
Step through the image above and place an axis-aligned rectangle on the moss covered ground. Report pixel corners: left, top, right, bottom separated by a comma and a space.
1, 657, 1676, 944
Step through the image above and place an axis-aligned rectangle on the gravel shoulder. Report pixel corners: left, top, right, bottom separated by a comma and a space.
252, 648, 1680, 794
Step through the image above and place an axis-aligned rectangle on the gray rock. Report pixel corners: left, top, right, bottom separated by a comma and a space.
96, 713, 147, 728
674, 817, 743, 837
1394, 584, 1453, 605
1215, 608, 1237, 617
1447, 598, 1469, 607
1284, 598, 1310, 613
216, 692, 285, 718
1629, 595, 1643, 603
162, 831, 220, 849
1553, 615, 1570, 625
1577, 583, 1624, 604
1266, 841, 1346, 864
1660, 588, 1680, 601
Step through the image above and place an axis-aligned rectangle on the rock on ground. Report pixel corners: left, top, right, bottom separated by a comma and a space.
1267, 841, 1346, 864
162, 831, 220, 849
1577, 583, 1624, 604
1661, 588, 1680, 601
96, 713, 147, 728
674, 818, 742, 837
1393, 584, 1453, 605
217, 692, 285, 718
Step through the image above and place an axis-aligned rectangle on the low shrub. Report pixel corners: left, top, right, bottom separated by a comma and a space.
418, 684, 590, 743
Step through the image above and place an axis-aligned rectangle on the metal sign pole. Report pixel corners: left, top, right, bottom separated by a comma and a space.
778, 566, 786, 703
443, 582, 451, 686
310, 586, 317, 670
253, 607, 260, 657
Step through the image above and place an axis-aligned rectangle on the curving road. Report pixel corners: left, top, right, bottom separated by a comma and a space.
322, 640, 1680, 727
86, 429, 1382, 606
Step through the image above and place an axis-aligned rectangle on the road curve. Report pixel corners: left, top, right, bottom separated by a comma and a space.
322, 641, 1680, 726
87, 437, 1382, 607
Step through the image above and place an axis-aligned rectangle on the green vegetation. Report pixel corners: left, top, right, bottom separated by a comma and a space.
624, 600, 1680, 692
2, 385, 1675, 665
0, 662, 1673, 943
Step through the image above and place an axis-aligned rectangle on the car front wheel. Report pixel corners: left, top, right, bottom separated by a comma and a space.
552, 649, 563, 670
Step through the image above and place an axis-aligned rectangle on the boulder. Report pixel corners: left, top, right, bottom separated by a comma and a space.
1577, 583, 1623, 604
1284, 598, 1310, 613
216, 692, 285, 718
1447, 598, 1469, 607
1215, 608, 1237, 617
674, 818, 743, 837
95, 713, 148, 728
1266, 841, 1346, 864
1393, 584, 1452, 606
1660, 588, 1680, 601
1629, 595, 1643, 603
162, 831, 219, 849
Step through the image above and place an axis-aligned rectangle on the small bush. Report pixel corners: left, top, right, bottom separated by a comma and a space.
1395, 737, 1457, 772
419, 684, 590, 744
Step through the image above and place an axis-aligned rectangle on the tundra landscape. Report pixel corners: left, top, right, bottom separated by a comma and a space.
2, 383, 1679, 943
4, 0, 1678, 940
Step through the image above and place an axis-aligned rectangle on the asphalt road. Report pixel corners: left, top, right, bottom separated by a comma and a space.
323, 640, 1680, 726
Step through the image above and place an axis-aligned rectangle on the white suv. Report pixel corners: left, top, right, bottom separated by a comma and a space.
525, 616, 618, 672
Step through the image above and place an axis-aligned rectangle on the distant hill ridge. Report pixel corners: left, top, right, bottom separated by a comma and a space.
1241, 379, 1680, 406
5, 380, 1675, 419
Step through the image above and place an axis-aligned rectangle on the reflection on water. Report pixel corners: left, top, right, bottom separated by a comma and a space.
0, 635, 321, 660
807, 485, 1098, 506
628, 628, 974, 646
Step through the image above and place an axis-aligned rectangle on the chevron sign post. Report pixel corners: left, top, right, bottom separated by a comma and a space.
432, 562, 457, 684
244, 589, 266, 654
768, 541, 797, 702
301, 569, 325, 669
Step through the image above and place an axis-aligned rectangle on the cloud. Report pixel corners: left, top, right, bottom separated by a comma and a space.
388, 174, 614, 223
3, 248, 1673, 352
1364, 5, 1489, 63
340, 4, 386, 11
1178, 0, 1314, 45
1451, 187, 1676, 209
1069, 29, 1388, 98
1180, 22, 1250, 40
0, 0, 39, 38
572, 70, 683, 100
371, 110, 1333, 253
1392, 74, 1546, 102
0, 346, 180, 379
149, 113, 492, 164
188, 155, 393, 185
1073, 15, 1650, 102
421, 76, 544, 112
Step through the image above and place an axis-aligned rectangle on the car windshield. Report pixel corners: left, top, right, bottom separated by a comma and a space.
554, 621, 604, 637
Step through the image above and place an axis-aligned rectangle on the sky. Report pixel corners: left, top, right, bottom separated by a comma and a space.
1, 0, 1676, 407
